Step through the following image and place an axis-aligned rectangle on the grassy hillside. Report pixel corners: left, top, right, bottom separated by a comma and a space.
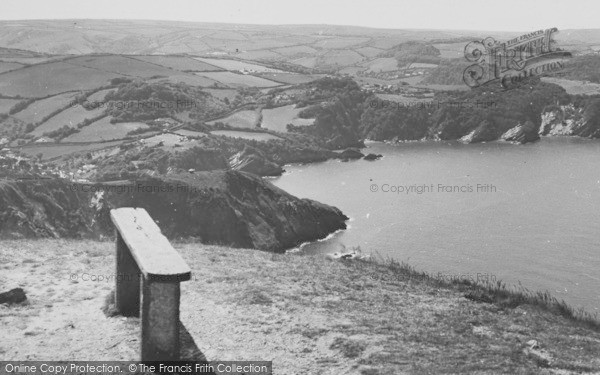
0, 61, 121, 98
1, 239, 599, 373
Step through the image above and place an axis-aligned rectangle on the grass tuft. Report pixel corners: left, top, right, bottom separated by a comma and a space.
355, 254, 600, 331
329, 337, 367, 358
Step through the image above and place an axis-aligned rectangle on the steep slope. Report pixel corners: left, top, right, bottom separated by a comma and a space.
0, 171, 348, 252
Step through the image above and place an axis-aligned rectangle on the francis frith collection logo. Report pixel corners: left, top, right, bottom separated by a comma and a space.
463, 27, 572, 89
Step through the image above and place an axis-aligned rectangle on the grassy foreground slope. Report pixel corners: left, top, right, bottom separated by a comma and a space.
1, 240, 599, 374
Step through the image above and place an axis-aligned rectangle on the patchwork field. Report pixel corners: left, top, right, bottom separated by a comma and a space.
0, 61, 24, 74
314, 37, 370, 49
194, 58, 284, 73
398, 75, 426, 85
433, 42, 468, 59
207, 110, 260, 128
31, 105, 105, 136
408, 62, 439, 69
13, 92, 79, 125
0, 98, 20, 114
0, 61, 120, 98
260, 105, 314, 132
292, 56, 318, 69
149, 74, 224, 88
203, 88, 239, 101
258, 73, 322, 85
200, 38, 293, 52
0, 116, 25, 135
0, 56, 67, 65
85, 89, 115, 104
338, 66, 364, 75
66, 55, 179, 78
364, 57, 399, 72
131, 55, 223, 72
236, 50, 283, 61
274, 45, 319, 56
63, 118, 148, 142
211, 130, 282, 141
318, 50, 364, 67
17, 140, 124, 160
370, 38, 409, 49
355, 46, 384, 58
1, 23, 584, 161
196, 72, 281, 88
541, 77, 600, 96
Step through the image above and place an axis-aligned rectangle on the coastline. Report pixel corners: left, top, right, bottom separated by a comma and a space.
271, 138, 600, 314
284, 226, 349, 254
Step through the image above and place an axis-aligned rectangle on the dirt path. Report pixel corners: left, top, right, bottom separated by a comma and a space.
0, 240, 139, 360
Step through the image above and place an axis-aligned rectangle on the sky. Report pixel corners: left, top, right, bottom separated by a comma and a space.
2, 0, 599, 32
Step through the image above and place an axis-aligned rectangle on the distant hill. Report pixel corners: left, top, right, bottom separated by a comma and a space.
0, 20, 512, 57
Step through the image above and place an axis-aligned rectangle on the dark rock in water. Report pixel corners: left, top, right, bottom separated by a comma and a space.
0, 288, 27, 304
501, 120, 540, 144
363, 153, 383, 161
229, 145, 284, 177
338, 148, 364, 160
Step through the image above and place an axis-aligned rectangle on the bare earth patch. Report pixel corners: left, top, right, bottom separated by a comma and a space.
1, 240, 600, 374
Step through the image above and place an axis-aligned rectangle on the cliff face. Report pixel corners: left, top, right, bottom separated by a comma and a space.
539, 104, 600, 138
459, 120, 499, 144
229, 146, 284, 177
501, 121, 540, 144
0, 171, 348, 253
0, 179, 97, 239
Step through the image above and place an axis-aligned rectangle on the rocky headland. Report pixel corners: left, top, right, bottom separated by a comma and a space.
0, 171, 348, 253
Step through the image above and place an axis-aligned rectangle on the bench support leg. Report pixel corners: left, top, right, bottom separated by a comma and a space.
141, 280, 180, 361
115, 231, 141, 317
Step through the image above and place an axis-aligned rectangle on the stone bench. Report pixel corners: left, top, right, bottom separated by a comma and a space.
110, 207, 191, 361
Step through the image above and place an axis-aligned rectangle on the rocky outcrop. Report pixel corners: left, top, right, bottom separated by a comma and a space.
229, 145, 284, 177
0, 288, 27, 305
338, 148, 364, 160
0, 172, 348, 253
539, 105, 581, 136
363, 153, 383, 161
540, 103, 600, 138
501, 121, 540, 144
0, 178, 98, 239
266, 145, 338, 165
103, 171, 348, 252
459, 121, 498, 143
325, 135, 365, 150
171, 148, 229, 171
